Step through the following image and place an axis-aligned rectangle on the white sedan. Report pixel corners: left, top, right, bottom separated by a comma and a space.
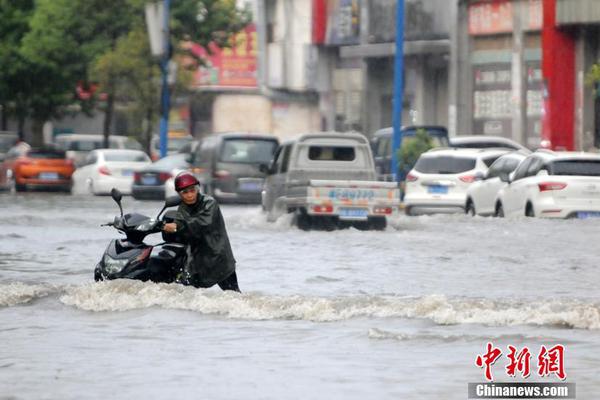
465, 151, 527, 216
73, 149, 151, 195
496, 150, 600, 218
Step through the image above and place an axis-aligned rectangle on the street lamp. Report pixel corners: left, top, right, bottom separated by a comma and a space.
145, 0, 171, 159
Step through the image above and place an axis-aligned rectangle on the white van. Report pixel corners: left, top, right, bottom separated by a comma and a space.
54, 134, 143, 167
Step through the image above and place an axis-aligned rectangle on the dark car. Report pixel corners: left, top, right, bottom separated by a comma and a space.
191, 133, 279, 204
371, 126, 450, 181
131, 153, 190, 200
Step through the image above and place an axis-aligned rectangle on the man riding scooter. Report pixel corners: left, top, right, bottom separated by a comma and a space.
163, 173, 240, 292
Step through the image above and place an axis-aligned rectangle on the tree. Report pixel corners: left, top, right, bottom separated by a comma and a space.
398, 128, 434, 179
0, 0, 35, 137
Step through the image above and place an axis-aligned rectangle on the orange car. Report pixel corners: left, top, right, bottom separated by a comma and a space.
0, 143, 75, 192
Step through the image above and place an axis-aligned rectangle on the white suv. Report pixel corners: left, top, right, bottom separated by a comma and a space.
404, 148, 509, 215
496, 150, 600, 218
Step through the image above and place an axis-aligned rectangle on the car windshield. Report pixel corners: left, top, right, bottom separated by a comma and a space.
152, 153, 189, 169
28, 149, 66, 159
104, 152, 149, 162
220, 139, 277, 163
415, 156, 476, 174
154, 137, 193, 152
402, 128, 449, 146
549, 160, 600, 176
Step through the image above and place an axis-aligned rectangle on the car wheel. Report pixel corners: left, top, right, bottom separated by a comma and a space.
525, 203, 535, 218
404, 206, 413, 216
495, 203, 504, 218
15, 181, 26, 192
465, 200, 476, 216
368, 216, 387, 230
294, 209, 312, 231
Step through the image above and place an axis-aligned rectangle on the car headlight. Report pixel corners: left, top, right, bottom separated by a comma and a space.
102, 254, 129, 274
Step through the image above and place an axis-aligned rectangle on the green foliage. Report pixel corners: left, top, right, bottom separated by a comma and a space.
586, 63, 600, 98
397, 128, 434, 176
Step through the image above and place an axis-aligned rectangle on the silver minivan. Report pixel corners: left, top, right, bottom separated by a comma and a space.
191, 132, 279, 203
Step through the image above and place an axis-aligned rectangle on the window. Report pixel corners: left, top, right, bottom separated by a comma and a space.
308, 146, 356, 161
220, 139, 278, 163
414, 156, 476, 174
281, 145, 292, 173
104, 152, 149, 162
503, 158, 522, 173
376, 136, 390, 158
486, 158, 506, 179
525, 157, 544, 177
483, 156, 501, 168
549, 160, 600, 176
271, 146, 283, 173
512, 157, 533, 181
28, 149, 66, 159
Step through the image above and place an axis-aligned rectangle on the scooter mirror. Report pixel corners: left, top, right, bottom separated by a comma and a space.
165, 195, 182, 208
111, 188, 123, 203
110, 188, 124, 217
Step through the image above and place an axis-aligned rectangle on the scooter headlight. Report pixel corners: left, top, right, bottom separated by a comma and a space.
136, 219, 157, 231
103, 255, 129, 274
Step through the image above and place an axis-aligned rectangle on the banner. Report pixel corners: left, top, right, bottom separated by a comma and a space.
190, 24, 258, 89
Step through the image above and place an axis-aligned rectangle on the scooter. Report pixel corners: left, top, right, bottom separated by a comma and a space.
94, 188, 186, 283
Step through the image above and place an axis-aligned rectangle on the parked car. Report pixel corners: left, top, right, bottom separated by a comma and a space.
0, 143, 75, 192
371, 126, 450, 181
54, 134, 143, 167
450, 135, 529, 152
403, 148, 510, 215
261, 132, 400, 230
150, 134, 194, 161
464, 151, 528, 216
190, 132, 279, 203
132, 153, 190, 200
72, 149, 151, 195
495, 150, 600, 218
0, 132, 19, 162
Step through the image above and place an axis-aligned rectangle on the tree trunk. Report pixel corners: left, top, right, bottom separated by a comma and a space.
17, 115, 26, 142
1, 104, 7, 131
145, 106, 154, 155
103, 89, 115, 148
31, 119, 45, 147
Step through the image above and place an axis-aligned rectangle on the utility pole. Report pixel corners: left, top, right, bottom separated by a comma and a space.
512, 0, 527, 146
159, 0, 171, 159
391, 0, 405, 182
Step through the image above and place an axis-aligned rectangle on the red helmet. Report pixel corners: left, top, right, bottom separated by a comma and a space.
174, 172, 199, 192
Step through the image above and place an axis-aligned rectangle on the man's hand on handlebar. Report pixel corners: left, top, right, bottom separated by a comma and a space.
163, 222, 178, 234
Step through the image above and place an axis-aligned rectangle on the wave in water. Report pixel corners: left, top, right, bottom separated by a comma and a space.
57, 281, 600, 329
0, 283, 55, 307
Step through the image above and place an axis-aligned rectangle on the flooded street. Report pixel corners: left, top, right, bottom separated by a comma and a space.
1, 193, 599, 399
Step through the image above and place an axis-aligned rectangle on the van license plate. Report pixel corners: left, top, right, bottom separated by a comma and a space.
239, 182, 261, 192
39, 172, 58, 180
339, 208, 368, 220
577, 211, 600, 219
428, 185, 448, 194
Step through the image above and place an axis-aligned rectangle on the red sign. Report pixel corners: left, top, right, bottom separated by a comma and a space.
468, 0, 542, 35
190, 24, 257, 89
475, 343, 567, 382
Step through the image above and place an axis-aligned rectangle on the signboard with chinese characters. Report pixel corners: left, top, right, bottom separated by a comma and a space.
325, 0, 360, 45
472, 62, 543, 143
468, 0, 543, 36
190, 24, 258, 89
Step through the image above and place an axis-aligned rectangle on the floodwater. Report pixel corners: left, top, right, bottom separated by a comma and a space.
1, 193, 599, 399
